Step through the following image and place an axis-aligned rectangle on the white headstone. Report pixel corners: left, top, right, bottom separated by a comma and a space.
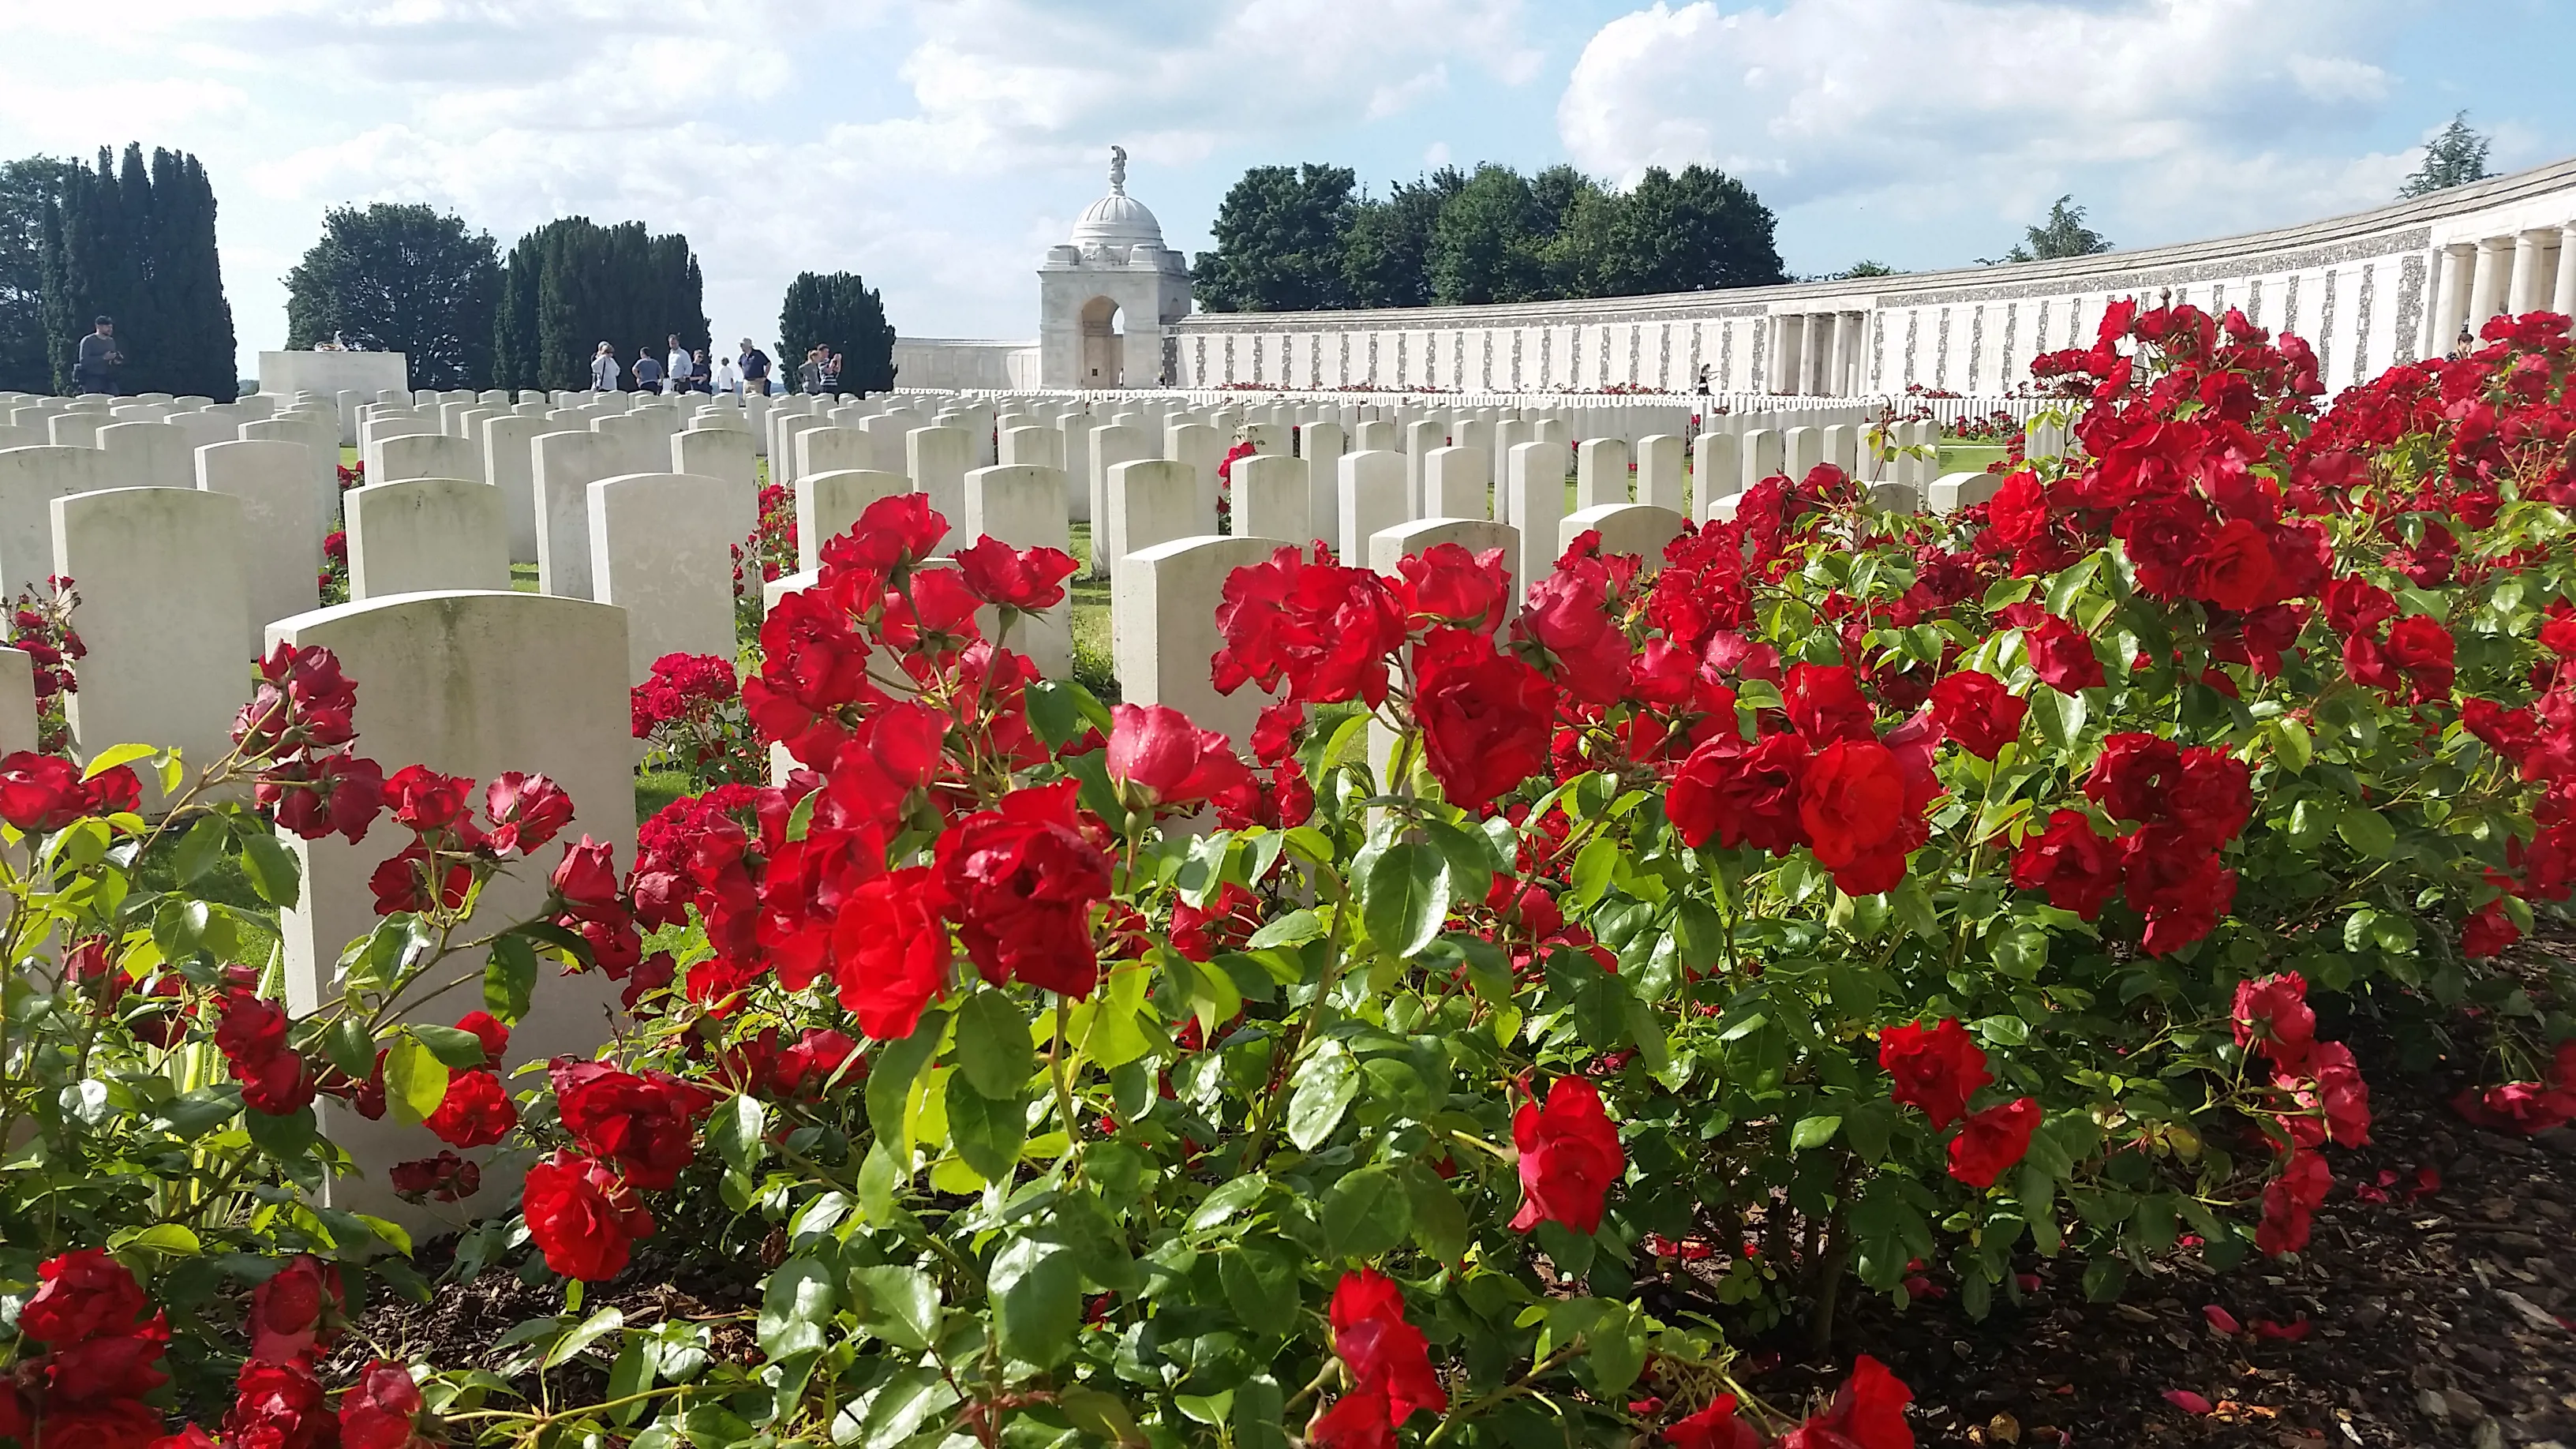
1166, 422, 1222, 535
53, 487, 249, 791
796, 470, 910, 573
906, 427, 973, 552
375, 432, 479, 485
1104, 459, 1198, 579
673, 428, 758, 494
1562, 504, 1688, 576
1505, 440, 1570, 593
1692, 432, 1740, 522
1930, 471, 2002, 513
1087, 425, 1151, 576
480, 414, 547, 565
590, 473, 756, 683
197, 440, 321, 645
533, 429, 655, 598
963, 464, 1073, 677
1113, 535, 1287, 750
1338, 450, 1407, 564
1422, 446, 1492, 520
1370, 518, 1520, 603
1635, 435, 1684, 514
94, 421, 191, 489
1232, 455, 1310, 545
0, 446, 117, 593
347, 478, 511, 600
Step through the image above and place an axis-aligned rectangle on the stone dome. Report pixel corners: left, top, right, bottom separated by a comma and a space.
1069, 144, 1165, 253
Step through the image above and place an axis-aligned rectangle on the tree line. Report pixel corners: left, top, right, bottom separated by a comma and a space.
0, 145, 238, 398
1191, 160, 1787, 313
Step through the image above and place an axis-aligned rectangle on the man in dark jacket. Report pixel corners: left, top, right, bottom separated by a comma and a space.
73, 317, 122, 395
739, 339, 772, 395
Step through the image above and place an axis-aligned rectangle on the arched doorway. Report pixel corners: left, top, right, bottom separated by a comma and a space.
1080, 296, 1124, 387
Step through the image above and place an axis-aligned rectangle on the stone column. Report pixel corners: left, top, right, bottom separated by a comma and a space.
2468, 236, 2509, 334
2430, 242, 2475, 357
1799, 314, 1822, 394
1825, 314, 1851, 399
2554, 225, 2576, 321
2510, 230, 2549, 316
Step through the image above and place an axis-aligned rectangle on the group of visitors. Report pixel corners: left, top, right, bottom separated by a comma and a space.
585, 339, 856, 395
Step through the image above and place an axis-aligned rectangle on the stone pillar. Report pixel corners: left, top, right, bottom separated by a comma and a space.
1799, 314, 1822, 395
2555, 226, 2576, 322
1575, 438, 1630, 510
1233, 455, 1309, 545
1825, 315, 1851, 399
1503, 440, 1569, 594
2510, 230, 2549, 316
2468, 236, 2509, 333
1112, 536, 1286, 751
590, 473, 757, 684
346, 477, 511, 601
53, 487, 249, 792
269, 590, 633, 1226
963, 464, 1073, 677
197, 440, 321, 646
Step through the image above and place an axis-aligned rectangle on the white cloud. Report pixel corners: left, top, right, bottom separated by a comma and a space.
1556, 0, 2420, 256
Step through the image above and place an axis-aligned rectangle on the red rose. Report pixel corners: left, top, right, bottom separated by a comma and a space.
521, 1151, 654, 1282
2462, 901, 2519, 959
367, 844, 470, 915
247, 1256, 344, 1365
452, 1010, 510, 1069
1329, 1269, 1447, 1425
2163, 747, 2250, 847
2384, 613, 2455, 698
1665, 1394, 1762, 1449
20, 1249, 147, 1346
44, 1314, 170, 1402
1784, 663, 1876, 745
1413, 627, 1555, 817
1945, 1096, 2040, 1189
225, 1356, 331, 1449
384, 763, 473, 833
1309, 1383, 1397, 1449
233, 1042, 317, 1118
213, 990, 289, 1069
821, 492, 949, 574
1516, 556, 1629, 705
2453, 1080, 2576, 1135
1394, 541, 1512, 635
1668, 731, 1809, 854
1213, 545, 1408, 708
483, 771, 574, 856
1508, 1076, 1625, 1236
148, 1425, 220, 1449
423, 1069, 517, 1149
550, 1059, 716, 1190
773, 1028, 864, 1095
82, 767, 140, 819
2022, 615, 2103, 693
2185, 517, 2278, 611
30, 1399, 166, 1449
2302, 1040, 2372, 1148
1781, 1355, 1913, 1449
2321, 576, 2397, 635
829, 866, 953, 1040
2009, 810, 2122, 919
1105, 703, 1253, 811
1798, 739, 1918, 894
953, 537, 1076, 612
1924, 671, 2025, 760
935, 781, 1113, 998
550, 836, 623, 919
388, 1151, 481, 1204
266, 751, 385, 844
2256, 1148, 2331, 1256
1171, 882, 1261, 964
1877, 1018, 1991, 1129
2230, 972, 2315, 1070
0, 751, 92, 831
2084, 732, 2178, 824
2121, 825, 2234, 954
339, 1360, 428, 1449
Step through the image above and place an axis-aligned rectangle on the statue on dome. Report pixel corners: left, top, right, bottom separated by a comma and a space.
1109, 145, 1127, 197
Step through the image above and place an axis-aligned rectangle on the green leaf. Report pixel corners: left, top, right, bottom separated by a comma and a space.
2337, 807, 2396, 859
243, 1103, 316, 1159
1284, 1046, 1358, 1151
2029, 685, 2087, 748
1190, 1174, 1271, 1231
1359, 840, 1449, 958
1421, 817, 1502, 902
1578, 1300, 1648, 1396
1566, 835, 1618, 913
1220, 1242, 1298, 1326
82, 742, 157, 778
952, 989, 1035, 1099
756, 1257, 835, 1361
709, 1094, 768, 1176
990, 1237, 1081, 1367
483, 934, 538, 1022
2270, 716, 2312, 773
545, 1306, 626, 1368
1790, 1114, 1842, 1150
858, 1367, 955, 1449
847, 1264, 941, 1352
174, 814, 229, 886
1245, 908, 1324, 950
1058, 1386, 1145, 1449
1322, 1166, 1411, 1260
866, 1005, 949, 1165
319, 1017, 376, 1081
1406, 1167, 1470, 1264
107, 1223, 201, 1256
412, 1023, 491, 1071
382, 1036, 448, 1125
945, 1074, 1027, 1183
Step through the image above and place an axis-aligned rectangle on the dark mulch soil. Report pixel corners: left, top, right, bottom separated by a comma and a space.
1743, 1067, 2576, 1448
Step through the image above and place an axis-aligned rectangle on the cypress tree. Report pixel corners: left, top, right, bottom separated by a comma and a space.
493, 216, 710, 391
776, 271, 897, 393
34, 144, 234, 397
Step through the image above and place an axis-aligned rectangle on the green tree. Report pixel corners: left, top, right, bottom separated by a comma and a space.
1339, 167, 1462, 309
1586, 164, 1784, 295
39, 144, 235, 398
492, 217, 707, 391
1834, 260, 1898, 279
1430, 163, 1548, 305
285, 204, 500, 390
1987, 194, 2111, 264
2399, 110, 2492, 198
777, 271, 898, 393
0, 158, 74, 394
1191, 163, 1356, 313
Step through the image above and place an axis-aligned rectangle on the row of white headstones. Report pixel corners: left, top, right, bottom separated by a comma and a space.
0, 380, 2060, 1227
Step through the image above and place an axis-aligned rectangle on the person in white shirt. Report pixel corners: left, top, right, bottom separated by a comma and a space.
665, 335, 693, 391
711, 354, 741, 394
590, 343, 620, 391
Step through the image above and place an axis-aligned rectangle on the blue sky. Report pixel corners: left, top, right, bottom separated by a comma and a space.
0, 0, 2569, 376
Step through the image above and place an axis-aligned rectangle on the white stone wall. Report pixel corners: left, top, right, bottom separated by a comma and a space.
1167, 155, 2576, 401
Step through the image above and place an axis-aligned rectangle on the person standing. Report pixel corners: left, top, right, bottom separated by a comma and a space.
818, 350, 841, 393
73, 316, 122, 395
665, 335, 694, 392
796, 348, 823, 394
739, 339, 772, 396
590, 342, 620, 392
633, 347, 663, 394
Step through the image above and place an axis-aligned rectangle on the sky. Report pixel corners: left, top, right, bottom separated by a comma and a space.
2, 0, 2571, 379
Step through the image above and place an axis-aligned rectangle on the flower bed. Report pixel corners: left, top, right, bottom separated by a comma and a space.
5, 303, 2576, 1447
